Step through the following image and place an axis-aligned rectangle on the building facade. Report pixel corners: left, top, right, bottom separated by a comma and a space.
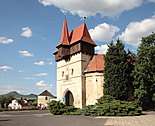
38, 90, 57, 108
53, 18, 104, 108
8, 100, 22, 109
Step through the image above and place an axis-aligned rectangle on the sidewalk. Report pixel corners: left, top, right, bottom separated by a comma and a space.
97, 111, 155, 126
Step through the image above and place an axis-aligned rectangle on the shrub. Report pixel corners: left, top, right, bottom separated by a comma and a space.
82, 95, 142, 116
0, 107, 39, 112
48, 100, 78, 115
48, 100, 66, 115
69, 109, 82, 115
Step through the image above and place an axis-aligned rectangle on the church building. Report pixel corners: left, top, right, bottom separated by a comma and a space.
53, 17, 104, 108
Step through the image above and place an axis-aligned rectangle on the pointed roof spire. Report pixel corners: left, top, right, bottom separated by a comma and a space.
69, 23, 97, 46
56, 14, 70, 48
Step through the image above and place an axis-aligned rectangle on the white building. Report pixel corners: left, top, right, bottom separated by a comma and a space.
8, 100, 22, 109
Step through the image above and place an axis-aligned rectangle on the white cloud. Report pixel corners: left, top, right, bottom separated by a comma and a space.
38, 0, 143, 17
34, 73, 48, 76
0, 37, 14, 44
0, 66, 13, 71
36, 80, 53, 91
21, 27, 32, 38
36, 80, 48, 86
95, 44, 109, 54
34, 61, 45, 66
18, 50, 33, 57
119, 15, 155, 46
24, 77, 35, 80
89, 23, 120, 42
18, 70, 23, 73
48, 62, 53, 65
0, 85, 27, 95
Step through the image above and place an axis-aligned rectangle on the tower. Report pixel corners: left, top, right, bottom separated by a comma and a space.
53, 17, 97, 108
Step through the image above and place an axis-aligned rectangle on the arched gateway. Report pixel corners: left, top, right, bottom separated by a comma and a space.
65, 91, 74, 106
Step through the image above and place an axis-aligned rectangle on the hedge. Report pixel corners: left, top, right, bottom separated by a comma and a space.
82, 95, 142, 116
48, 100, 77, 115
0, 107, 39, 112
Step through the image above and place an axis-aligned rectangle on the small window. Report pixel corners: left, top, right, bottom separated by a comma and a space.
71, 69, 74, 75
45, 97, 48, 100
62, 71, 64, 77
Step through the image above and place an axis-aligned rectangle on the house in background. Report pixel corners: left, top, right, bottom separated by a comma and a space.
8, 99, 30, 109
21, 100, 30, 108
8, 100, 22, 109
38, 90, 57, 108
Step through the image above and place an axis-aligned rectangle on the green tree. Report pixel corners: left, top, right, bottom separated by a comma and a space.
103, 39, 134, 100
32, 99, 37, 107
0, 95, 14, 108
0, 95, 6, 108
133, 33, 155, 110
5, 95, 14, 108
17, 99, 22, 105
126, 50, 136, 101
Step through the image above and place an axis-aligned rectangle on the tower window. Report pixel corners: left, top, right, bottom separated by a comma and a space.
71, 69, 74, 75
62, 71, 64, 77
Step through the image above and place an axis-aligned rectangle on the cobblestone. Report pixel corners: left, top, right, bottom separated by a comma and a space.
96, 111, 155, 126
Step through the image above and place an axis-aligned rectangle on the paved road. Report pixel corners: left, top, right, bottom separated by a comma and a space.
0, 110, 107, 126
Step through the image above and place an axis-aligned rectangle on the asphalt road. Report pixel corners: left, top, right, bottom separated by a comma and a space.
0, 110, 107, 126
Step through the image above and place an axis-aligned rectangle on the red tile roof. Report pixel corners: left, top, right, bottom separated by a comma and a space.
56, 19, 96, 48
53, 49, 58, 54
69, 23, 96, 46
56, 19, 70, 47
21, 100, 29, 107
85, 54, 104, 73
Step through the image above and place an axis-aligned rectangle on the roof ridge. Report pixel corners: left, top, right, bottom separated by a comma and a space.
39, 90, 54, 97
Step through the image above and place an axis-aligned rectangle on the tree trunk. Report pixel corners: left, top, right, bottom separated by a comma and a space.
142, 91, 154, 110
127, 83, 134, 101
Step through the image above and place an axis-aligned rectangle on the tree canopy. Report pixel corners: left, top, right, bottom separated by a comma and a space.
103, 39, 134, 100
0, 95, 14, 108
133, 32, 155, 110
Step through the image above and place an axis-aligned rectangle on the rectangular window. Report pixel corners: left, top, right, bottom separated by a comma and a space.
45, 97, 48, 100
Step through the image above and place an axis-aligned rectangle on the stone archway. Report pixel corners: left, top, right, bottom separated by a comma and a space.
65, 90, 74, 106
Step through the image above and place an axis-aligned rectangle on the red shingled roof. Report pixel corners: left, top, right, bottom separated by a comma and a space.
56, 19, 70, 48
21, 100, 29, 107
53, 49, 58, 54
69, 23, 96, 46
85, 54, 104, 73
56, 18, 96, 48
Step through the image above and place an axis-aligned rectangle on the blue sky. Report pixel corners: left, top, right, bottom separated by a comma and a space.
0, 0, 155, 95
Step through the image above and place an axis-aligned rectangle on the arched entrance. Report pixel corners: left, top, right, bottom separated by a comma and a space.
65, 91, 74, 106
